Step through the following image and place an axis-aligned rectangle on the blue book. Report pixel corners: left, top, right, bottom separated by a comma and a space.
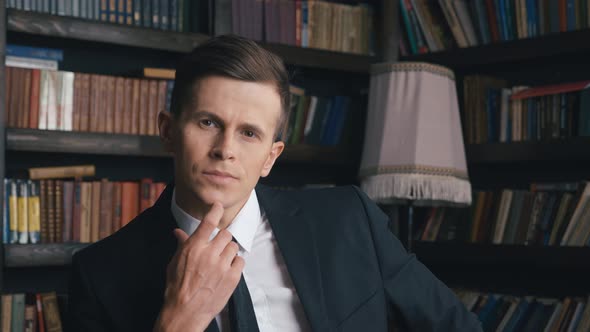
503, 298, 531, 332
330, 97, 351, 145
152, 0, 160, 29
494, 0, 506, 41
399, 0, 417, 54
143, 0, 152, 28
170, 0, 178, 31
567, 0, 576, 31
7, 44, 64, 61
161, 0, 169, 30
165, 80, 174, 112
133, 0, 142, 25
474, 0, 490, 44
301, 0, 308, 47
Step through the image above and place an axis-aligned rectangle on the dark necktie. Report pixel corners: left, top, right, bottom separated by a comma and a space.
204, 238, 260, 332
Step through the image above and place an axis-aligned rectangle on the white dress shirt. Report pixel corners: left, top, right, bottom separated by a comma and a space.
171, 189, 312, 332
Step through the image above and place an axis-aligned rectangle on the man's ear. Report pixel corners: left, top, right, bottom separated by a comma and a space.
260, 141, 285, 177
158, 111, 175, 153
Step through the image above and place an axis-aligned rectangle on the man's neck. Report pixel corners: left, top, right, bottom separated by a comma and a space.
174, 187, 247, 230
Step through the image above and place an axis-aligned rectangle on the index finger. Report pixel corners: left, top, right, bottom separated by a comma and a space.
187, 201, 224, 246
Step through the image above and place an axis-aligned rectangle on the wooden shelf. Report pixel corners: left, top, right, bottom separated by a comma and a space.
6, 128, 169, 157
400, 29, 590, 70
6, 128, 355, 166
7, 9, 374, 73
4, 243, 89, 267
414, 242, 590, 297
465, 137, 590, 164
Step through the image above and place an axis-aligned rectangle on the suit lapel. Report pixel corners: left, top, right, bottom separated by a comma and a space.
256, 185, 332, 332
143, 184, 178, 305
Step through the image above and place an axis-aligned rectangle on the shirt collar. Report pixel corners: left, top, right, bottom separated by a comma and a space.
171, 189, 262, 253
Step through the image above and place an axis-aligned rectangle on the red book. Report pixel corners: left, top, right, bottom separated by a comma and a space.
99, 179, 114, 240
484, 0, 500, 42
120, 182, 139, 228
112, 182, 122, 232
36, 294, 46, 332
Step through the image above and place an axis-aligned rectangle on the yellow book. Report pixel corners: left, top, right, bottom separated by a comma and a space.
28, 165, 95, 180
8, 180, 18, 244
143, 67, 175, 80
17, 180, 29, 244
27, 180, 41, 244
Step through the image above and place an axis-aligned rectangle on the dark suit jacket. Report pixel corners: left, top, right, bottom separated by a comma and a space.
67, 184, 482, 331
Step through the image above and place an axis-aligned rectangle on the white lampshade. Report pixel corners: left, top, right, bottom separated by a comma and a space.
359, 62, 472, 206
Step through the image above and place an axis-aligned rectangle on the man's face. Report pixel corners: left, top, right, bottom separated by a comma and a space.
163, 76, 284, 214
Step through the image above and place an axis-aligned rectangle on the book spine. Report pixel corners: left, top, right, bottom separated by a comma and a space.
46, 180, 56, 243
27, 180, 41, 244
170, 0, 178, 31
28, 165, 96, 180
39, 180, 48, 243
55, 180, 63, 243
109, 0, 118, 22
161, 0, 169, 30
62, 181, 74, 243
142, 0, 152, 28
126, 0, 133, 24
41, 293, 63, 332
99, 180, 113, 240
112, 182, 122, 232
90, 182, 100, 242
152, 0, 160, 29
72, 179, 82, 243
134, 0, 143, 25
118, 0, 126, 24
17, 180, 29, 244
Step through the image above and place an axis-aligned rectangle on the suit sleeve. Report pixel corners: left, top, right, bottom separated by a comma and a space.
352, 186, 483, 332
67, 252, 112, 332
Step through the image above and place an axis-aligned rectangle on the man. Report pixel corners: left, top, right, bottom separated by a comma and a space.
67, 35, 482, 332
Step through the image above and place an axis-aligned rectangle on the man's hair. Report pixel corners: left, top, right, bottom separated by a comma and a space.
170, 34, 291, 139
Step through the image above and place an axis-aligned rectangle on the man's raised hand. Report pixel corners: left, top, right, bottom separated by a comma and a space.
154, 202, 244, 332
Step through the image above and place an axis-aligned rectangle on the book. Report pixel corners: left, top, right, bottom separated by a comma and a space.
28, 165, 96, 180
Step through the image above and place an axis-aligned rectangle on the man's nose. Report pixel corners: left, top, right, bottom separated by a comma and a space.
210, 132, 235, 160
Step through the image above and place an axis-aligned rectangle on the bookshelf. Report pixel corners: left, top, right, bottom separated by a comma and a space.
6, 128, 355, 166
414, 242, 590, 298
466, 138, 590, 164
0, 3, 394, 320
397, 3, 590, 323
7, 9, 375, 73
400, 28, 590, 71
4, 243, 88, 267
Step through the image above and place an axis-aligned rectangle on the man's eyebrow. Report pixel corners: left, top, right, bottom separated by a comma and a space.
191, 110, 225, 125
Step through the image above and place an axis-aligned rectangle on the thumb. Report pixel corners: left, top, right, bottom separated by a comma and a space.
173, 228, 189, 247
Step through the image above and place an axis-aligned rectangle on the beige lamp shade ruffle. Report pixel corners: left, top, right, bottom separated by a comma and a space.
359, 62, 472, 206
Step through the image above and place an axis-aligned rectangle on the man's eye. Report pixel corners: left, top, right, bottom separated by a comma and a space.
200, 119, 214, 127
244, 130, 255, 138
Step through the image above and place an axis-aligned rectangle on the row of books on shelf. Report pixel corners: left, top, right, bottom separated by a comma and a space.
3, 165, 167, 244
454, 289, 590, 332
6, 64, 173, 136
2, 292, 63, 332
7, 0, 376, 55
7, 0, 192, 33
218, 0, 375, 55
462, 76, 590, 144
284, 86, 355, 146
418, 181, 590, 247
399, 0, 590, 56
